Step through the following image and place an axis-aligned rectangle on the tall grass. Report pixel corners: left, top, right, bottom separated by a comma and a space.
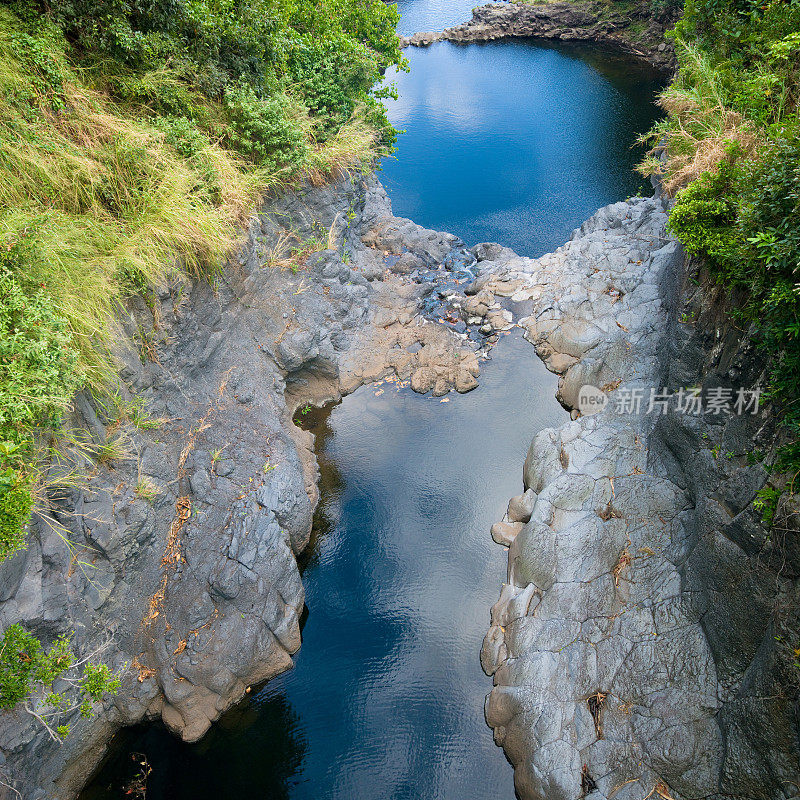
639, 40, 761, 193
0, 8, 380, 386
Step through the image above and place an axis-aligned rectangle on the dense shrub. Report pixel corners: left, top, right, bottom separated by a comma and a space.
287, 33, 391, 139
223, 83, 309, 169
0, 468, 32, 561
667, 163, 741, 267
0, 246, 81, 447
152, 115, 212, 159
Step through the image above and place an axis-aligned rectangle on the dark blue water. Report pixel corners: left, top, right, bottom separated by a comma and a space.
83, 334, 562, 800
81, 7, 663, 799
381, 41, 663, 256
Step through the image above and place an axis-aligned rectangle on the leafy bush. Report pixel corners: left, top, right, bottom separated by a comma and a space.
0, 245, 81, 447
0, 624, 121, 737
152, 115, 212, 159
667, 163, 741, 267
0, 468, 33, 561
223, 83, 309, 169
287, 34, 385, 138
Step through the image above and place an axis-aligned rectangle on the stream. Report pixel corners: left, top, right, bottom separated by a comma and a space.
80, 3, 663, 798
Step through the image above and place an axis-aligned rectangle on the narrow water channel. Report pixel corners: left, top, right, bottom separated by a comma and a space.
81, 4, 663, 798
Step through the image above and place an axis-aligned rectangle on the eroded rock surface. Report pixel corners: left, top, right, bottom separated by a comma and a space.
3, 177, 797, 800
478, 198, 799, 799
0, 175, 500, 800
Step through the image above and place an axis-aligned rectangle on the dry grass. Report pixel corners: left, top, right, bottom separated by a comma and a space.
0, 12, 383, 390
639, 40, 762, 194
92, 427, 133, 465
134, 474, 162, 503
262, 228, 299, 270
307, 108, 380, 186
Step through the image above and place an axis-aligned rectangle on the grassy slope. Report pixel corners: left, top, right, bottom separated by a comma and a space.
643, 0, 799, 458
0, 2, 395, 561
640, 0, 799, 530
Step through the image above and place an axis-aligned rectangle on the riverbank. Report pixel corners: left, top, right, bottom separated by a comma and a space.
476, 200, 800, 798
4, 1, 797, 795
399, 1, 678, 73
403, 187, 797, 796
0, 171, 537, 799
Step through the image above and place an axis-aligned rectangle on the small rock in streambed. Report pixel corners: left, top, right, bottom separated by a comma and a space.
455, 369, 479, 393
507, 488, 536, 523
410, 367, 437, 394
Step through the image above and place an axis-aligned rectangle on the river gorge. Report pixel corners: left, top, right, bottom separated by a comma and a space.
3, 2, 797, 800
81, 3, 665, 797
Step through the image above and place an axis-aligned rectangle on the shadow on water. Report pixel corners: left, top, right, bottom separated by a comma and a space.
79, 693, 307, 800
80, 332, 564, 800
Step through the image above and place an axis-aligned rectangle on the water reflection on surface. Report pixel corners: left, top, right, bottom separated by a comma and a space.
80, 18, 663, 798
382, 41, 663, 255
395, 0, 496, 35
80, 333, 562, 800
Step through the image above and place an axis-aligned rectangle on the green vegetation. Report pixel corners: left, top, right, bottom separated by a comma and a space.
642, 0, 800, 483
0, 0, 403, 556
0, 624, 121, 739
0, 0, 403, 724
753, 485, 782, 526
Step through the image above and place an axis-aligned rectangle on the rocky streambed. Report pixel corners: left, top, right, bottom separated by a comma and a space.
0, 174, 530, 799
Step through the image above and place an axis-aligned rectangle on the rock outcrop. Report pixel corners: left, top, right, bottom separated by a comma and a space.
474, 198, 799, 798
400, 1, 677, 73
2, 175, 797, 800
0, 175, 502, 800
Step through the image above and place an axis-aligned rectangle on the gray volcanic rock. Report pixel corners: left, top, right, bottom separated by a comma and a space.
0, 175, 488, 800
479, 199, 714, 800
3, 175, 796, 800
475, 198, 799, 799
400, 2, 677, 73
